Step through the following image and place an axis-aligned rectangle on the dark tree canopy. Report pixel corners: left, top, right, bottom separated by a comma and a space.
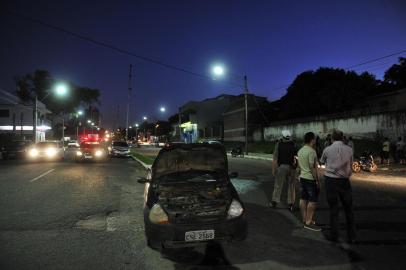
15, 69, 100, 114
384, 57, 406, 89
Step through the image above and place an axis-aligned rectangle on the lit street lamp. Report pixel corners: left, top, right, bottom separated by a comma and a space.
33, 82, 69, 143
87, 119, 91, 123
212, 64, 249, 155
160, 106, 166, 113
143, 116, 148, 121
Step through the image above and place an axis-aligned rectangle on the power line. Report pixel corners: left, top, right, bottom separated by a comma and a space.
5, 10, 405, 97
344, 49, 406, 70
4, 10, 225, 84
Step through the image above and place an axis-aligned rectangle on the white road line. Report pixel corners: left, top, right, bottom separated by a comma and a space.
29, 169, 55, 182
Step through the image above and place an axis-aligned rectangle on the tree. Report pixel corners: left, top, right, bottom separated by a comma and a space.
278, 67, 380, 119
384, 57, 406, 89
14, 69, 100, 114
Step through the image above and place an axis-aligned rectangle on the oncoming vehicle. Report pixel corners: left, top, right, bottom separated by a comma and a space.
352, 151, 377, 173
27, 141, 64, 161
109, 141, 130, 157
137, 143, 247, 250
76, 142, 108, 162
1, 140, 32, 159
67, 140, 80, 148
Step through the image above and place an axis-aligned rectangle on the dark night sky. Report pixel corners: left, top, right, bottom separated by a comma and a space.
1, 0, 405, 128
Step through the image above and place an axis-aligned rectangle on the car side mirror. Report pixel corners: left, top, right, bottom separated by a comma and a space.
137, 177, 149, 184
229, 172, 238, 178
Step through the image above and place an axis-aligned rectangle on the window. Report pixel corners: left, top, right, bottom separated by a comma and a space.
0, 109, 10, 118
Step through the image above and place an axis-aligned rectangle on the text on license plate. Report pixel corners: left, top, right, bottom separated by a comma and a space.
185, 230, 215, 242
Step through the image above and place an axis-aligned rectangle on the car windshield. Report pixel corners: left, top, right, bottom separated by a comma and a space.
36, 142, 58, 148
81, 142, 101, 149
153, 146, 227, 179
113, 142, 128, 147
9, 141, 29, 149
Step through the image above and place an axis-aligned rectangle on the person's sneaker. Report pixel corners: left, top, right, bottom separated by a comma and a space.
303, 223, 322, 232
269, 201, 277, 208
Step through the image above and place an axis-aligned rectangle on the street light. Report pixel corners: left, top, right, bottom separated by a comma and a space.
77, 110, 83, 116
211, 64, 249, 155
55, 83, 69, 97
33, 82, 69, 143
143, 116, 147, 121
212, 65, 225, 76
87, 119, 91, 123
160, 106, 166, 113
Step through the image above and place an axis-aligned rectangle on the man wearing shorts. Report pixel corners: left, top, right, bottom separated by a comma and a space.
297, 132, 321, 231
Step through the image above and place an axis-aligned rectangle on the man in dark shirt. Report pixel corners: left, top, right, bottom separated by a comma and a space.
271, 130, 297, 210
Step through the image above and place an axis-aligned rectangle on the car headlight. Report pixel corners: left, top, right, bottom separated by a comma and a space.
29, 148, 38, 157
149, 204, 169, 224
76, 151, 83, 156
108, 146, 112, 151
46, 148, 57, 157
95, 150, 103, 157
227, 199, 244, 219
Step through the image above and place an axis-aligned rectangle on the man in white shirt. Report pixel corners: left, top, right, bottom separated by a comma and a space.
320, 129, 356, 243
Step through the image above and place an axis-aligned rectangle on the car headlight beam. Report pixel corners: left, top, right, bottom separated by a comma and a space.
45, 147, 57, 157
227, 199, 244, 219
95, 150, 103, 157
76, 151, 83, 156
29, 148, 38, 157
149, 204, 169, 224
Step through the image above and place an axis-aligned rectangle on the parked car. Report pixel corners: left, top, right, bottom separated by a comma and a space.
137, 143, 247, 250
76, 141, 108, 162
1, 140, 32, 159
109, 141, 131, 157
26, 141, 64, 161
67, 140, 80, 148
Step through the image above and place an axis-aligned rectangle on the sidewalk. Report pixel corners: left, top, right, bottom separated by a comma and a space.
227, 152, 273, 161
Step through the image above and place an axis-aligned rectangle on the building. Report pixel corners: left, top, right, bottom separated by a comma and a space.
0, 90, 51, 143
174, 93, 271, 143
177, 94, 239, 142
223, 94, 269, 142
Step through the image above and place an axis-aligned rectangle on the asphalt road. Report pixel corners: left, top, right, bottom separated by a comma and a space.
0, 149, 405, 270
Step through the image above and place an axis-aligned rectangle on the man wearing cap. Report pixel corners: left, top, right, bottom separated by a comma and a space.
271, 130, 297, 210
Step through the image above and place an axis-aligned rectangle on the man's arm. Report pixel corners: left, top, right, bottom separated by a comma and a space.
309, 150, 319, 185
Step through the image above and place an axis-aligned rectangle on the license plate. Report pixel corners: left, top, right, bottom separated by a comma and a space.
84, 155, 93, 159
185, 230, 215, 242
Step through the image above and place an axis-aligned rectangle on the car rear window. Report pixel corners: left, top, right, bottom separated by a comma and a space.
112, 142, 129, 147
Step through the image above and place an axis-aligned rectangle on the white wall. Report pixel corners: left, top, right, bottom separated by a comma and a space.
261, 112, 406, 141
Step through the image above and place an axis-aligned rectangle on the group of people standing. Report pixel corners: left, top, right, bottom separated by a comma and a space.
381, 137, 406, 165
271, 129, 356, 243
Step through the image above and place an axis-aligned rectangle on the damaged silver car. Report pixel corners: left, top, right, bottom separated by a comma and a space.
138, 143, 247, 250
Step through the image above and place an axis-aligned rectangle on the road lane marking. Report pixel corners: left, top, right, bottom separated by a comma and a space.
29, 169, 55, 182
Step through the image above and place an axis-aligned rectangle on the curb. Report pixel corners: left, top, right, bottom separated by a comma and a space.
130, 155, 152, 170
227, 153, 273, 161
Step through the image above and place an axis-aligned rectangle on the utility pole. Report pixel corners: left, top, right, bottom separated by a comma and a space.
125, 64, 132, 141
178, 107, 182, 141
244, 75, 249, 155
33, 95, 38, 143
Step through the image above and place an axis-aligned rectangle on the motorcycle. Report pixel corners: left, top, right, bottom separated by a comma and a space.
352, 151, 377, 173
231, 147, 244, 158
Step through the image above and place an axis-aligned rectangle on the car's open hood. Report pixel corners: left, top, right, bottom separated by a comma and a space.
152, 144, 227, 179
